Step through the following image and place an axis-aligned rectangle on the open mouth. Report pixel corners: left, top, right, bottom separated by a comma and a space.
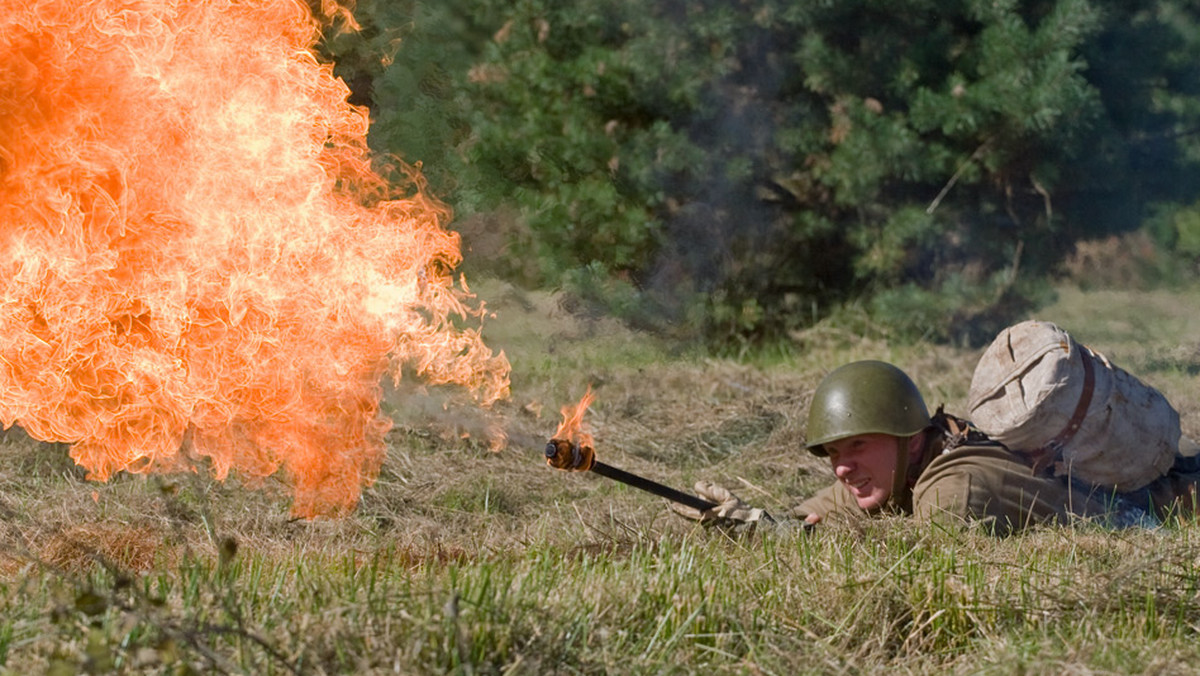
845, 478, 871, 493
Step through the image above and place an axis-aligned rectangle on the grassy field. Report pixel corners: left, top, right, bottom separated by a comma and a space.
4, 280, 1200, 674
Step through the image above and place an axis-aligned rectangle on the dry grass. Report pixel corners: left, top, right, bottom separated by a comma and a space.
2, 279, 1200, 673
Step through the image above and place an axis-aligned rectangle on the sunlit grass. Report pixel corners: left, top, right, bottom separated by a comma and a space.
3, 281, 1200, 673
7, 520, 1200, 674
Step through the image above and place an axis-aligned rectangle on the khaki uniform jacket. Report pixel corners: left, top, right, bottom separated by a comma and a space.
795, 436, 1161, 535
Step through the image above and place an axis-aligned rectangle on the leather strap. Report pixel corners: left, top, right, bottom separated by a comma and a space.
1028, 344, 1095, 474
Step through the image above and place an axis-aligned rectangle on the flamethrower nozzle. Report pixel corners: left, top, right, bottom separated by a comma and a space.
545, 438, 596, 472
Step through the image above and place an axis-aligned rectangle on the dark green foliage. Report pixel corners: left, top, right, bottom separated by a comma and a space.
318, 0, 1200, 344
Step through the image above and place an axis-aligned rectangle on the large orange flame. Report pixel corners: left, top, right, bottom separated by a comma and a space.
0, 0, 510, 516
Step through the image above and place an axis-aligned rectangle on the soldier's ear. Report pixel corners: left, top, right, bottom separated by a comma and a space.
906, 431, 926, 461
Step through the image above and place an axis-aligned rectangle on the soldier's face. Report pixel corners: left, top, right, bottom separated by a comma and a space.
824, 433, 903, 512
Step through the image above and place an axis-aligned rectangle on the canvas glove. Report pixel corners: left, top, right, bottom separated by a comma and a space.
671, 481, 774, 529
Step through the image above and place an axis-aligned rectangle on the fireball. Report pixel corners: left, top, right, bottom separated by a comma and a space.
0, 0, 509, 516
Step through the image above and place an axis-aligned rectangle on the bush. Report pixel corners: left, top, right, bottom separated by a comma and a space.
321, 0, 1200, 345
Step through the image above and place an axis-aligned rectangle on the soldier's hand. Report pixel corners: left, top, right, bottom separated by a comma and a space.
671, 481, 773, 528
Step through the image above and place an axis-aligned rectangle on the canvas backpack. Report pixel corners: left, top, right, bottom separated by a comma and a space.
967, 320, 1188, 492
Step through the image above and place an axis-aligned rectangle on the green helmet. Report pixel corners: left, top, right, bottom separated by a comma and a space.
805, 360, 929, 456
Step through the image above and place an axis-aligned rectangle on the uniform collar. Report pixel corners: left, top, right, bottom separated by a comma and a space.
891, 427, 944, 514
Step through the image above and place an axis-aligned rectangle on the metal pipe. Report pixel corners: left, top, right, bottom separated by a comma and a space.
589, 461, 717, 512
544, 440, 717, 511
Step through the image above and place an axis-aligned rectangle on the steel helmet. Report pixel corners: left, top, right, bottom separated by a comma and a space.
805, 360, 930, 456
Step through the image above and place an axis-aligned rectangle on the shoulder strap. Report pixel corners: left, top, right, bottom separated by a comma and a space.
1023, 344, 1097, 474
930, 405, 1007, 452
